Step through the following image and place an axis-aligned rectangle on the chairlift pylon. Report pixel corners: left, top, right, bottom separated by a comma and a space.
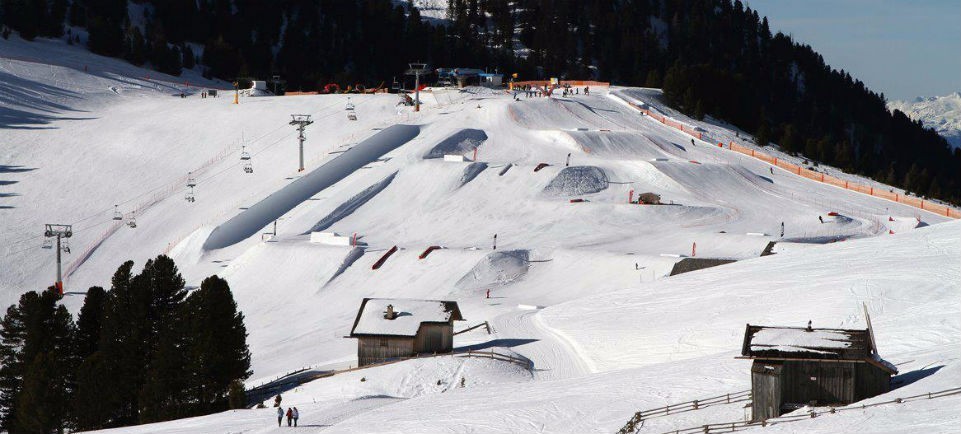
112, 205, 123, 221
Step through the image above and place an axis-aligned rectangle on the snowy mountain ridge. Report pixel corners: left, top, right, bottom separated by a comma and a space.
888, 92, 961, 149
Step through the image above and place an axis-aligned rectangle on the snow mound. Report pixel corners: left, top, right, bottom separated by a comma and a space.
455, 250, 531, 290
424, 129, 488, 159
458, 162, 488, 187
543, 166, 609, 196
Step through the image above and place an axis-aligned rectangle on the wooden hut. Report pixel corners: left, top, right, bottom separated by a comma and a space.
739, 323, 897, 421
348, 298, 464, 366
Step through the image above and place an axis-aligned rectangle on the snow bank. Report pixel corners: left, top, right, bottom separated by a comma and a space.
304, 172, 397, 233
203, 124, 420, 250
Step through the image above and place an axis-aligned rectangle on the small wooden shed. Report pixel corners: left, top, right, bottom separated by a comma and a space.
348, 298, 464, 366
740, 323, 897, 421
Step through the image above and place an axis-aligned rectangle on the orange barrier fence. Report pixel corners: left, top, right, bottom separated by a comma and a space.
726, 142, 960, 218
623, 101, 704, 141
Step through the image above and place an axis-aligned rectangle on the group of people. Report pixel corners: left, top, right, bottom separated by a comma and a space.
515, 84, 591, 99
276, 406, 300, 427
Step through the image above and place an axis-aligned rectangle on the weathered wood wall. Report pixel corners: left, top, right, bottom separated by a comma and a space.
414, 323, 453, 354
751, 360, 891, 421
358, 336, 414, 366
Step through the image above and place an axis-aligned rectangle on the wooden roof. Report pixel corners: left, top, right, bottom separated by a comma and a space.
740, 324, 896, 374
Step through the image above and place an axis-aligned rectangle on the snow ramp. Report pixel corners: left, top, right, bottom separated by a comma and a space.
565, 131, 686, 160
203, 124, 420, 250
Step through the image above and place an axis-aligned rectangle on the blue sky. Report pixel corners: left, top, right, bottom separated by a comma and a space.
746, 0, 961, 101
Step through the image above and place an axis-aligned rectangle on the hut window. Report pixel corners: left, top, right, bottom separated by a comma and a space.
380, 338, 388, 347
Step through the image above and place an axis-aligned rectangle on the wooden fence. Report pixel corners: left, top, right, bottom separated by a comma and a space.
725, 142, 960, 219
650, 385, 961, 434
618, 390, 751, 434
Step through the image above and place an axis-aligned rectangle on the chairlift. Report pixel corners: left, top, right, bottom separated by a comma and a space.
126, 211, 137, 228
61, 239, 71, 254
345, 97, 355, 111
112, 205, 123, 221
187, 172, 197, 188
41, 238, 53, 249
244, 161, 253, 174
347, 111, 358, 121
240, 145, 251, 161
185, 186, 196, 203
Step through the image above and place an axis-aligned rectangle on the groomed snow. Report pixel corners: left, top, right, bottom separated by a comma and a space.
2, 36, 959, 434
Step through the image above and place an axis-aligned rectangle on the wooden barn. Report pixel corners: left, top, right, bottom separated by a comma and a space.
739, 323, 897, 421
348, 298, 464, 366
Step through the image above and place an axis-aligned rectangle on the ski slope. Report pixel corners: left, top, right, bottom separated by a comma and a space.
2, 36, 959, 433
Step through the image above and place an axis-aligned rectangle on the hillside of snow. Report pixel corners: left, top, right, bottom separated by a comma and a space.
888, 92, 961, 150
2, 37, 959, 433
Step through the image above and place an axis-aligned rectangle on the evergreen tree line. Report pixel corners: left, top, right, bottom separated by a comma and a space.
0, 255, 251, 432
1, 0, 957, 202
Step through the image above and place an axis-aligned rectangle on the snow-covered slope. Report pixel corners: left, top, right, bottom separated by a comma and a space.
888, 92, 961, 149
2, 37, 959, 433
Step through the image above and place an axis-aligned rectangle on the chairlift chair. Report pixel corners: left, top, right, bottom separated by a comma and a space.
186, 172, 197, 188
61, 239, 71, 254
347, 111, 358, 121
345, 97, 355, 111
240, 145, 251, 161
244, 161, 253, 174
113, 205, 123, 221
185, 186, 196, 203
41, 238, 53, 249
126, 211, 137, 228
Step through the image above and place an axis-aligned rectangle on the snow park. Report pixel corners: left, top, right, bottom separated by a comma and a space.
1, 1, 960, 433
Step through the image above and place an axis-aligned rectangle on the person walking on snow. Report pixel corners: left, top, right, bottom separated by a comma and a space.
276, 407, 284, 427
286, 407, 294, 426
486, 289, 490, 299
293, 407, 300, 427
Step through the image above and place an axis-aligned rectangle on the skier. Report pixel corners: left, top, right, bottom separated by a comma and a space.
584, 86, 590, 95
276, 407, 284, 427
818, 216, 824, 224
293, 407, 300, 427
690, 138, 695, 147
486, 289, 490, 299
770, 167, 774, 175
780, 221, 785, 237
286, 407, 294, 426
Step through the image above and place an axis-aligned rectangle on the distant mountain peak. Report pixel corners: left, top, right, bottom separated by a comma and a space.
888, 92, 961, 149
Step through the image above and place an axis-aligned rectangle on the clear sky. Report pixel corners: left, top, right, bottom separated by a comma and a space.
746, 0, 961, 101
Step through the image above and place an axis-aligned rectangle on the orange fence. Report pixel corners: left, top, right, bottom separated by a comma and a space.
726, 142, 960, 218
622, 100, 704, 140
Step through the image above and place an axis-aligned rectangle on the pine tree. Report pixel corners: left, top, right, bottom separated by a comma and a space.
75, 286, 106, 361
0, 291, 75, 433
184, 275, 251, 414
755, 121, 771, 147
